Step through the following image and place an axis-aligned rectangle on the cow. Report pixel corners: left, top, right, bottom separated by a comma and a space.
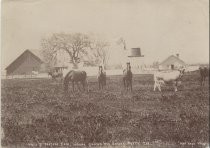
153, 68, 185, 92
32, 71, 39, 76
199, 66, 209, 86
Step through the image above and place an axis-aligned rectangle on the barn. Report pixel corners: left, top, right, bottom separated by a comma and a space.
5, 49, 45, 75
159, 54, 186, 70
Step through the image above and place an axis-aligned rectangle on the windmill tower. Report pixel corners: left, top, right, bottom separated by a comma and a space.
117, 38, 145, 71
117, 38, 130, 69
128, 48, 145, 70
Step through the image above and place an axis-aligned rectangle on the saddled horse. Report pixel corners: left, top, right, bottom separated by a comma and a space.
98, 66, 106, 90
48, 71, 63, 81
199, 66, 209, 86
123, 62, 133, 91
63, 70, 88, 92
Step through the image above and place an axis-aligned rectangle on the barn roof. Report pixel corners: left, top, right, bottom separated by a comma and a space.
160, 55, 186, 66
5, 49, 43, 70
29, 49, 44, 61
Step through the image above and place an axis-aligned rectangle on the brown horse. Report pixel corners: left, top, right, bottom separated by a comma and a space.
98, 66, 106, 90
123, 62, 133, 91
63, 70, 88, 92
199, 66, 209, 86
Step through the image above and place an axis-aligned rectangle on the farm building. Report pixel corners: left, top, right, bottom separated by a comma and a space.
5, 49, 46, 75
159, 54, 186, 70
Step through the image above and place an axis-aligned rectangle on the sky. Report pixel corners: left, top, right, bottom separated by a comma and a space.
1, 0, 209, 69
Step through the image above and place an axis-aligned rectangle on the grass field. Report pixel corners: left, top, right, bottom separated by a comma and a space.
1, 71, 209, 147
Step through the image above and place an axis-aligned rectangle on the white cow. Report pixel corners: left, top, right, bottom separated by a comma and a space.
153, 69, 185, 92
32, 71, 39, 76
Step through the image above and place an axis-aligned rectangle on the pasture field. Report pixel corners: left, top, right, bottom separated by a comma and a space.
1, 71, 209, 148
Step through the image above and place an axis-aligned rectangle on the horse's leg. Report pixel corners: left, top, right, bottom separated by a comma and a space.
100, 82, 102, 90
123, 78, 125, 89
103, 80, 105, 89
82, 81, 85, 91
76, 82, 81, 92
104, 80, 106, 89
64, 79, 69, 92
130, 80, 132, 92
99, 80, 101, 90
104, 77, 106, 86
203, 77, 206, 86
72, 81, 75, 92
60, 76, 63, 83
85, 79, 89, 92
201, 77, 203, 86
126, 81, 128, 91
101, 80, 104, 90
124, 79, 127, 91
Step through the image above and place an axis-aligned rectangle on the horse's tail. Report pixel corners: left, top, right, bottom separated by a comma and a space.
63, 70, 73, 92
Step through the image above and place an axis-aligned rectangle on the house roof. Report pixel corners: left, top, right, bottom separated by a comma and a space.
160, 55, 186, 66
5, 49, 43, 70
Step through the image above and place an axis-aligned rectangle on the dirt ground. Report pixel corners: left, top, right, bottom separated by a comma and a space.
1, 71, 209, 147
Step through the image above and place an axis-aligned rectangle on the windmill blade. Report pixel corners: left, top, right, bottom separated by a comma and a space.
116, 37, 127, 50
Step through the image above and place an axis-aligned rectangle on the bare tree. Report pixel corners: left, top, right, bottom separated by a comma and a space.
89, 38, 110, 69
41, 33, 91, 69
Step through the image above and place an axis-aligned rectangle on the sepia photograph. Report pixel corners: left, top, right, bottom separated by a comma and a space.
1, 0, 209, 147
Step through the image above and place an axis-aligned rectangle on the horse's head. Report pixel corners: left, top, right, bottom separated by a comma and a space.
48, 71, 52, 76
99, 66, 102, 70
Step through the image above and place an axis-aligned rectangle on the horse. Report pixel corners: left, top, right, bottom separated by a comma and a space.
48, 71, 63, 81
199, 66, 209, 86
123, 62, 133, 91
63, 70, 88, 92
98, 66, 106, 90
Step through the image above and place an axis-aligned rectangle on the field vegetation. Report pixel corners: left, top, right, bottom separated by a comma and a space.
1, 71, 209, 147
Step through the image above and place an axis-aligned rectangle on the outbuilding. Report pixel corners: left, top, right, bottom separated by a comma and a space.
159, 54, 186, 70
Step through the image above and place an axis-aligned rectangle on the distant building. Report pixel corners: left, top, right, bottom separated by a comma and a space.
5, 49, 46, 75
159, 54, 186, 70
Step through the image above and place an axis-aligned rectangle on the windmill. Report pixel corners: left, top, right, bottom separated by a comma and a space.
116, 37, 130, 69
116, 37, 145, 71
